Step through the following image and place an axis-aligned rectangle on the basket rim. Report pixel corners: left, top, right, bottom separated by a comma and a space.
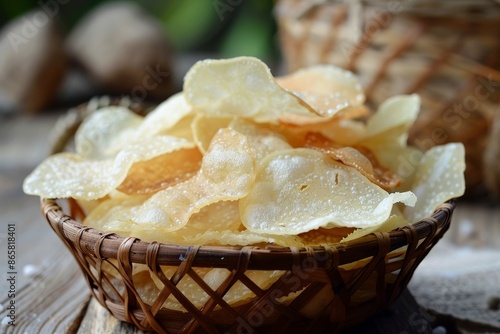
41, 197, 456, 271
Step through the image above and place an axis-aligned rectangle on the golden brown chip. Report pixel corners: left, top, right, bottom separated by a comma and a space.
240, 148, 416, 234
276, 65, 364, 116
75, 106, 143, 160
117, 148, 202, 195
183, 57, 317, 123
275, 116, 366, 150
191, 114, 233, 153
135, 92, 192, 138
228, 118, 291, 161
130, 200, 244, 244
161, 113, 196, 142
276, 65, 366, 125
83, 192, 149, 233
304, 132, 401, 190
356, 94, 422, 177
134, 229, 303, 247
130, 201, 303, 247
23, 56, 468, 254
130, 128, 255, 231
22, 136, 195, 200
403, 143, 465, 223
278, 106, 368, 126
341, 213, 409, 242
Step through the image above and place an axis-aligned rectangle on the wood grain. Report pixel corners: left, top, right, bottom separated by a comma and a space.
77, 298, 144, 334
0, 250, 90, 334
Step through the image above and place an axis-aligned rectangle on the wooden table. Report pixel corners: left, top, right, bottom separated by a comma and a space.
1, 113, 499, 333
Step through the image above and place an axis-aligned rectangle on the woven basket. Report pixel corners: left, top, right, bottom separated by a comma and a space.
40, 99, 457, 333
276, 0, 500, 195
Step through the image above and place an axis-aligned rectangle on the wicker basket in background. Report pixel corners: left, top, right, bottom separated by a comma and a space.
40, 100, 456, 333
276, 0, 500, 195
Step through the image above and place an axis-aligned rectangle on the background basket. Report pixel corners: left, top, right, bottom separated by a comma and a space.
276, 0, 500, 195
39, 99, 457, 333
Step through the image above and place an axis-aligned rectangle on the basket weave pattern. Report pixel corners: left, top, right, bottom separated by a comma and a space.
40, 101, 456, 333
43, 198, 454, 333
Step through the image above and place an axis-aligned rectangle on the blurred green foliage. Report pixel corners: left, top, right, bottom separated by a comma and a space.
0, 0, 34, 25
161, 0, 220, 51
0, 0, 279, 61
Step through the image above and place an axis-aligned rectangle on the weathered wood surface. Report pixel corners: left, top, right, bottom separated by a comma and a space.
77, 298, 148, 334
0, 113, 498, 333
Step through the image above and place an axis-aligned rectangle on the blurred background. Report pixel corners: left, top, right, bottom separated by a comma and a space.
0, 1, 499, 332
0, 0, 280, 113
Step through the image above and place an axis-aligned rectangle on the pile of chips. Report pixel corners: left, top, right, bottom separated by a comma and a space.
23, 57, 465, 311
23, 56, 465, 244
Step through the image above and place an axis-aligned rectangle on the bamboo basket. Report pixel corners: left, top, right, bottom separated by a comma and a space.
276, 0, 500, 195
38, 98, 457, 333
